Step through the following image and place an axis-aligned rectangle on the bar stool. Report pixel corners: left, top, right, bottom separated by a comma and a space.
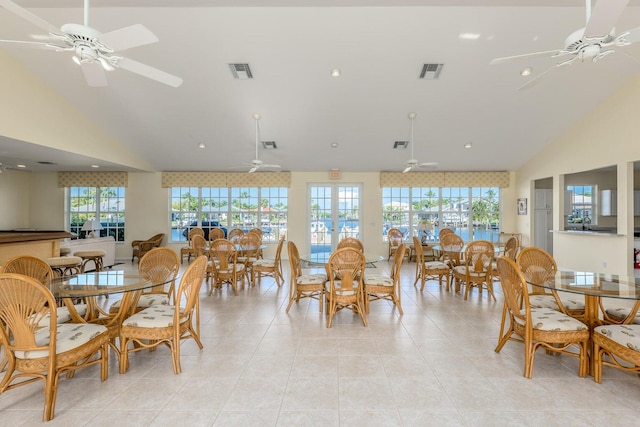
74, 250, 106, 273
46, 256, 83, 277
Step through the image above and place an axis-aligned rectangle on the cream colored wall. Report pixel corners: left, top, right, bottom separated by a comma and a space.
0, 169, 31, 230
28, 172, 65, 230
0, 50, 152, 172
515, 73, 640, 275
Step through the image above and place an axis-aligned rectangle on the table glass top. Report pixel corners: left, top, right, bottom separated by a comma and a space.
527, 270, 640, 300
50, 271, 169, 298
301, 252, 384, 265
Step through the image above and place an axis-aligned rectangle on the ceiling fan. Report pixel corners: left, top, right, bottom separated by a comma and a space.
490, 0, 640, 90
402, 112, 438, 173
245, 113, 281, 173
0, 0, 183, 87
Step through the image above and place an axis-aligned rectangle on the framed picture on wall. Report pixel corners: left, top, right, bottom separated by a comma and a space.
517, 198, 527, 215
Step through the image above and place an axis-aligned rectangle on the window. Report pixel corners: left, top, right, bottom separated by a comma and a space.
170, 187, 288, 243
69, 187, 125, 241
382, 186, 500, 241
566, 185, 594, 225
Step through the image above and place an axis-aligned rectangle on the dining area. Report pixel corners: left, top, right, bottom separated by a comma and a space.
1, 232, 640, 424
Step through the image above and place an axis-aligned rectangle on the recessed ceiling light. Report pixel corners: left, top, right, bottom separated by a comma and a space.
521, 67, 532, 77
262, 141, 277, 149
16, 164, 26, 168
464, 143, 472, 149
91, 164, 100, 168
331, 68, 341, 77
331, 143, 339, 148
458, 32, 480, 40
198, 143, 206, 149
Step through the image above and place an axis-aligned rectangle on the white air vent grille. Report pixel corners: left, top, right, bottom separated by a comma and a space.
419, 63, 443, 79
229, 63, 253, 79
394, 141, 409, 149
262, 141, 277, 149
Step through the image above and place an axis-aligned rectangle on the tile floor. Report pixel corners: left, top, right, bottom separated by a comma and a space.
1, 259, 639, 426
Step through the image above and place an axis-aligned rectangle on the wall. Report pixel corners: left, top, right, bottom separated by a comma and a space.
516, 73, 640, 275
0, 169, 30, 229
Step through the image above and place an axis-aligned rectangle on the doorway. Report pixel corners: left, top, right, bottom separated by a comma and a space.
308, 184, 362, 254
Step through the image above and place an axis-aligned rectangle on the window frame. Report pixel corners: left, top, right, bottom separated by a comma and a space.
68, 186, 126, 241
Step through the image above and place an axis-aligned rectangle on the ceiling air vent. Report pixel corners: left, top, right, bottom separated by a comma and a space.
229, 63, 253, 79
394, 141, 409, 149
262, 141, 277, 149
419, 63, 443, 79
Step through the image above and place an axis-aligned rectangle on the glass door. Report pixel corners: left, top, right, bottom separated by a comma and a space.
309, 184, 361, 255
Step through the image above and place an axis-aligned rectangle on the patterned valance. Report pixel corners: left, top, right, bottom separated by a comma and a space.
380, 171, 509, 188
161, 172, 227, 188
57, 172, 128, 188
161, 171, 291, 188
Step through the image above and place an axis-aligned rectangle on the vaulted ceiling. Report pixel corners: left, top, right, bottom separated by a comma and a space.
1, 0, 640, 173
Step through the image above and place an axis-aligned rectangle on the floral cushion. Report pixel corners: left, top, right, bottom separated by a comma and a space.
529, 294, 585, 311
35, 304, 88, 327
237, 256, 258, 263
123, 304, 177, 328
253, 259, 275, 267
217, 264, 245, 274
111, 294, 170, 310
602, 299, 640, 324
324, 281, 358, 296
453, 265, 488, 277
297, 274, 327, 285
424, 261, 449, 270
16, 323, 107, 359
513, 308, 588, 331
595, 325, 640, 352
363, 274, 393, 286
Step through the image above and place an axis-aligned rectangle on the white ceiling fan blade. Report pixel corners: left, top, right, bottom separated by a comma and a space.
622, 26, 640, 44
490, 49, 562, 65
260, 164, 281, 169
0, 0, 61, 34
584, 0, 629, 38
116, 57, 183, 87
248, 165, 258, 173
81, 61, 107, 87
419, 162, 438, 167
0, 39, 51, 49
517, 64, 559, 91
402, 165, 413, 173
98, 24, 159, 52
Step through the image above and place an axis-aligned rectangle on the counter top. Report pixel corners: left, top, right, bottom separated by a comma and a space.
552, 230, 625, 237
0, 230, 76, 244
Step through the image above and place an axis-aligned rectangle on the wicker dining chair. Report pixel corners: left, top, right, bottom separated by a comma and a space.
364, 243, 406, 314
119, 255, 207, 375
517, 247, 585, 319
208, 227, 225, 244
109, 247, 180, 315
228, 228, 245, 244
180, 227, 204, 264
0, 273, 109, 421
237, 232, 261, 286
438, 227, 455, 241
209, 238, 245, 295
452, 240, 495, 300
494, 256, 590, 379
387, 228, 404, 261
325, 247, 367, 328
286, 241, 327, 313
593, 322, 640, 383
412, 236, 450, 291
0, 255, 88, 323
253, 234, 285, 286
337, 237, 364, 252
439, 233, 464, 291
131, 233, 164, 263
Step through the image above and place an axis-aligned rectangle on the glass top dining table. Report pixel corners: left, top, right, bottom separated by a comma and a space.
49, 270, 177, 322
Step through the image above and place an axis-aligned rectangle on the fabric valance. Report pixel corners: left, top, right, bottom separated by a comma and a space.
161, 171, 291, 188
57, 172, 128, 188
380, 171, 510, 188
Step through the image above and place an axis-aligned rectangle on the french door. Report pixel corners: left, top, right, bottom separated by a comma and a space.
309, 184, 361, 254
